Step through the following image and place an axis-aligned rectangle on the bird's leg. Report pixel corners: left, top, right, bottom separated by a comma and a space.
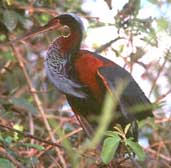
75, 114, 94, 138
119, 98, 138, 141
129, 120, 138, 141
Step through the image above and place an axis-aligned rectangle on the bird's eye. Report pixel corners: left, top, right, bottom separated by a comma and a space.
62, 25, 71, 38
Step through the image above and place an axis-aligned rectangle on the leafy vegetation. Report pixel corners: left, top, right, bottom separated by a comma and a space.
0, 0, 171, 167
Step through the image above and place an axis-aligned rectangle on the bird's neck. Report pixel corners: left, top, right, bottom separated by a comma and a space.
59, 30, 82, 55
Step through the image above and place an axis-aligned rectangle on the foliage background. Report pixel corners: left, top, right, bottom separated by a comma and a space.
0, 0, 171, 167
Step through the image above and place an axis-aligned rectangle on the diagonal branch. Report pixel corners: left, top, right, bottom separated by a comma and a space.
95, 37, 124, 53
0, 123, 62, 148
149, 48, 171, 97
11, 45, 67, 168
0, 147, 24, 168
13, 1, 58, 16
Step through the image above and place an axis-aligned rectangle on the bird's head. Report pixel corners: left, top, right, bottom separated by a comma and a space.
9, 13, 84, 44
57, 13, 84, 32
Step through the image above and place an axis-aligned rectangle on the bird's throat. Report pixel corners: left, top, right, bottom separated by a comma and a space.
59, 31, 82, 55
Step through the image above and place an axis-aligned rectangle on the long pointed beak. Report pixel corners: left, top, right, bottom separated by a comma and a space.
8, 18, 61, 44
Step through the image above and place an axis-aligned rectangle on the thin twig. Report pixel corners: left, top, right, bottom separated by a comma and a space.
13, 2, 58, 16
145, 147, 171, 162
149, 48, 171, 97
0, 147, 24, 168
11, 45, 67, 168
28, 111, 35, 144
155, 117, 171, 124
0, 60, 12, 75
155, 88, 171, 103
0, 123, 62, 148
37, 127, 82, 158
95, 37, 124, 53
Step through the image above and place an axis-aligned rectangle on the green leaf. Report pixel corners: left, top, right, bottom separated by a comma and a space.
157, 17, 169, 31
118, 44, 124, 54
138, 117, 157, 130
19, 143, 45, 151
13, 124, 24, 132
147, 0, 158, 4
125, 139, 146, 161
0, 34, 7, 41
105, 131, 118, 137
40, 14, 51, 23
0, 50, 15, 61
134, 0, 141, 16
5, 0, 15, 6
113, 124, 124, 134
4, 136, 13, 145
22, 156, 39, 167
3, 10, 18, 32
112, 131, 125, 138
101, 135, 121, 164
0, 158, 15, 168
10, 97, 37, 114
124, 123, 131, 135
13, 124, 24, 141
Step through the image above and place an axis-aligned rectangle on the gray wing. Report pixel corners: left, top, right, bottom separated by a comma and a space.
97, 65, 152, 122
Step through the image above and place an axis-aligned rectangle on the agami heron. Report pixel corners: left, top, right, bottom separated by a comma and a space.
11, 13, 153, 140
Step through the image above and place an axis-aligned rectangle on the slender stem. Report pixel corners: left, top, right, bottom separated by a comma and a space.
0, 147, 24, 168
145, 147, 171, 162
0, 123, 62, 148
13, 1, 57, 16
95, 37, 124, 53
149, 48, 171, 97
11, 45, 67, 168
